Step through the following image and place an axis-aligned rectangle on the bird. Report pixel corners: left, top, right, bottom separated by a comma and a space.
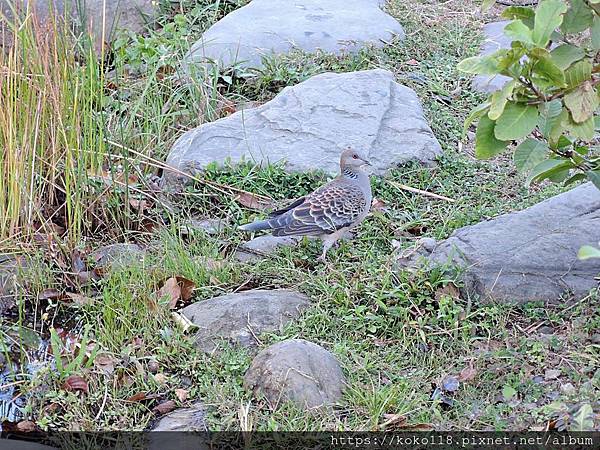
238, 148, 372, 261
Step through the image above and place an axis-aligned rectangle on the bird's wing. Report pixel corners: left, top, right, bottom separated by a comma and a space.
269, 180, 367, 236
267, 196, 306, 218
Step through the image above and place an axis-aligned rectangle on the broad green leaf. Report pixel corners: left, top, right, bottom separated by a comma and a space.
502, 6, 536, 27
550, 44, 585, 70
564, 60, 592, 88
475, 116, 509, 159
463, 101, 491, 137
561, 0, 594, 34
578, 245, 600, 259
572, 403, 595, 431
592, 17, 600, 49
495, 102, 539, 140
564, 172, 587, 186
530, 48, 566, 86
489, 80, 516, 120
497, 47, 526, 73
513, 138, 549, 172
533, 0, 568, 47
526, 159, 571, 186
504, 20, 533, 44
563, 82, 599, 123
537, 99, 563, 138
563, 113, 595, 140
549, 109, 570, 146
587, 170, 600, 189
458, 54, 502, 75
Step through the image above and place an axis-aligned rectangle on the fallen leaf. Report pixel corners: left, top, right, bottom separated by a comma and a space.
16, 420, 37, 432
127, 392, 148, 402
65, 292, 94, 306
371, 198, 388, 213
62, 375, 89, 394
148, 359, 160, 373
152, 400, 176, 416
545, 369, 561, 380
235, 191, 275, 211
38, 288, 65, 301
129, 198, 148, 212
174, 388, 188, 403
94, 354, 117, 375
153, 373, 168, 386
458, 365, 478, 383
380, 413, 433, 431
435, 283, 460, 301
157, 276, 196, 309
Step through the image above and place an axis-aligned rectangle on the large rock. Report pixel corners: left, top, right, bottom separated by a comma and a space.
244, 339, 346, 409
89, 243, 146, 270
149, 401, 208, 450
1, 0, 154, 54
150, 400, 208, 431
472, 21, 512, 93
184, 0, 404, 72
166, 69, 442, 178
418, 183, 600, 304
181, 289, 310, 353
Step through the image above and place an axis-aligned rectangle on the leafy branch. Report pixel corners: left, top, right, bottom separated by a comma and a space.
459, 0, 600, 257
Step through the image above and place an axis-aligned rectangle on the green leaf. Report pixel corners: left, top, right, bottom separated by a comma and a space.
564, 60, 592, 88
489, 80, 517, 120
504, 20, 533, 44
537, 99, 563, 138
572, 403, 595, 431
458, 54, 502, 75
495, 102, 539, 140
530, 48, 566, 86
563, 82, 599, 123
502, 6, 536, 26
564, 172, 587, 185
592, 17, 600, 49
533, 0, 568, 46
561, 0, 594, 34
463, 101, 491, 137
563, 114, 595, 140
526, 159, 571, 186
513, 138, 549, 172
550, 44, 585, 70
587, 170, 600, 189
475, 116, 509, 158
578, 245, 600, 259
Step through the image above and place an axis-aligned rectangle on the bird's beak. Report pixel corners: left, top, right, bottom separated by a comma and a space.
363, 159, 372, 166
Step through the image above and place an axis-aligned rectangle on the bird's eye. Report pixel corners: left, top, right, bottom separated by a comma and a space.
352, 154, 358, 159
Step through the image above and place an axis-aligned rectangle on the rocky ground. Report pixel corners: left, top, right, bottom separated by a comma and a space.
0, 0, 599, 439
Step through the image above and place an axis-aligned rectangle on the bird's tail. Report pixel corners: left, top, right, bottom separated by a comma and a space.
238, 219, 272, 232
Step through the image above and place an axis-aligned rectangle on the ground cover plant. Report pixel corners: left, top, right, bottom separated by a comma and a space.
0, 0, 598, 440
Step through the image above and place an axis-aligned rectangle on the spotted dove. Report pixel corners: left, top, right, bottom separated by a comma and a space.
238, 149, 372, 261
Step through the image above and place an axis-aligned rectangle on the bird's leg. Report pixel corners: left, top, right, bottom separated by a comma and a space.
317, 237, 336, 263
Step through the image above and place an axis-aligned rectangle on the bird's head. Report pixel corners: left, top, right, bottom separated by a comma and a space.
340, 148, 371, 170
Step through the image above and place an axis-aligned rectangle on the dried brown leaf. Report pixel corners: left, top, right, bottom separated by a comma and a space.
174, 388, 188, 403
157, 276, 196, 309
38, 288, 65, 301
62, 375, 89, 394
435, 283, 460, 301
127, 392, 149, 402
16, 420, 37, 432
371, 197, 388, 212
94, 354, 117, 375
153, 373, 168, 386
65, 292, 94, 306
458, 365, 478, 383
152, 400, 176, 416
236, 192, 275, 211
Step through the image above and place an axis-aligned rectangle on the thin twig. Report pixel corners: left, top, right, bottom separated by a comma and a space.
388, 181, 456, 203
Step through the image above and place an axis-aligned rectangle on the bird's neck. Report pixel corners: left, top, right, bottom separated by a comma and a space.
341, 166, 361, 180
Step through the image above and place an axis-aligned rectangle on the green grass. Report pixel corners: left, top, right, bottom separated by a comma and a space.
1, 0, 598, 436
